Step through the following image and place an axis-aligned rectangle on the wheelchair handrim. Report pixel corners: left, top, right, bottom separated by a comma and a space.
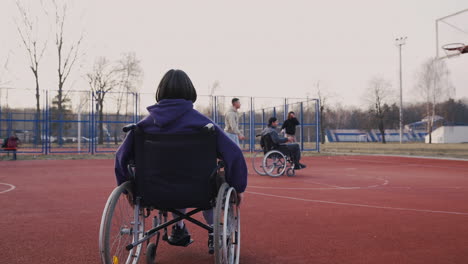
262, 150, 287, 177
99, 182, 144, 264
252, 151, 267, 176
222, 187, 240, 264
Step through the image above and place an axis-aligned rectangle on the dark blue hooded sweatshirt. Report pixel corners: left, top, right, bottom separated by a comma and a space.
114, 99, 248, 193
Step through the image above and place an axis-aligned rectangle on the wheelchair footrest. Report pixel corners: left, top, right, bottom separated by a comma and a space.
166, 238, 194, 247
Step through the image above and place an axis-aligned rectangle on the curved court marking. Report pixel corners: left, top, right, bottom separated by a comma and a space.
249, 177, 389, 190
246, 191, 468, 216
0, 183, 16, 194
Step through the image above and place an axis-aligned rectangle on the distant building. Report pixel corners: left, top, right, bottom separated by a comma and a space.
405, 115, 444, 132
425, 126, 468, 143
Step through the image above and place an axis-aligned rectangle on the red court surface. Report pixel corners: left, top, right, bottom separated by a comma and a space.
1, 156, 468, 264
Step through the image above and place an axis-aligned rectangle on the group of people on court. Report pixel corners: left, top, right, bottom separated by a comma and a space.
114, 69, 306, 254
223, 97, 306, 170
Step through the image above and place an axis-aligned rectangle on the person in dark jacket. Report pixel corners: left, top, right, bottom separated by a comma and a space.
281, 111, 300, 142
115, 69, 248, 254
2, 134, 20, 160
261, 117, 306, 169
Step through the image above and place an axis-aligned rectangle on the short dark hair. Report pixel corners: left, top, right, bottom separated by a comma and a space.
287, 111, 295, 119
268, 117, 277, 126
155, 69, 197, 103
232, 98, 240, 105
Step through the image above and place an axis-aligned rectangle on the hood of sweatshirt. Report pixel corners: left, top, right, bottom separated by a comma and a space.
146, 99, 193, 127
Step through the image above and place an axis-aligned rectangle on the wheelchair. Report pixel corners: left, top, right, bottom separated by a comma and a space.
252, 133, 296, 177
99, 124, 240, 264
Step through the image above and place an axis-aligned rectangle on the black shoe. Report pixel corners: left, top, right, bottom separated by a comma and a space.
299, 163, 307, 169
294, 164, 302, 170
168, 224, 192, 247
208, 233, 214, 254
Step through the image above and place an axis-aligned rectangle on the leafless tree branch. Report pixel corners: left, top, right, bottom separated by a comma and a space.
415, 58, 453, 143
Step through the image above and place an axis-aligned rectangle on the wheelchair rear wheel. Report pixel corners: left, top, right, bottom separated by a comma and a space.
263, 150, 287, 177
99, 181, 145, 264
252, 151, 267, 176
214, 183, 240, 264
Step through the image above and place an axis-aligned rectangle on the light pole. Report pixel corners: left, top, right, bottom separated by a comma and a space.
395, 36, 407, 144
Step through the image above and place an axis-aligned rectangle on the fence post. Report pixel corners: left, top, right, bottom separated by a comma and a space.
214, 96, 218, 124
284, 98, 288, 121
211, 96, 215, 122
135, 92, 139, 123
242, 112, 246, 151
300, 102, 304, 151
91, 91, 95, 155
7, 112, 12, 138
262, 109, 265, 128
87, 91, 92, 153
45, 90, 49, 155
250, 97, 254, 152
316, 99, 320, 152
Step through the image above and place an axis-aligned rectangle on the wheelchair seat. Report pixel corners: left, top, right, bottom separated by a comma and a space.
132, 126, 218, 209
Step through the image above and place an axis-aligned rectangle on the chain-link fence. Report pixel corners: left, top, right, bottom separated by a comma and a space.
0, 88, 320, 155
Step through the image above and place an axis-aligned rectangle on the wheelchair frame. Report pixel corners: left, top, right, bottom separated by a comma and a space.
252, 134, 296, 177
99, 125, 241, 264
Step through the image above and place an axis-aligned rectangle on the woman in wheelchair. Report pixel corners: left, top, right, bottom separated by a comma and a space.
261, 117, 306, 170
114, 69, 247, 256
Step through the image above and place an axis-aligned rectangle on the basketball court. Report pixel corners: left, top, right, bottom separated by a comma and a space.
1, 5, 468, 264
1, 155, 468, 263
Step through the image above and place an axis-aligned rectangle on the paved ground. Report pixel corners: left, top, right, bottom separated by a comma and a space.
1, 156, 468, 263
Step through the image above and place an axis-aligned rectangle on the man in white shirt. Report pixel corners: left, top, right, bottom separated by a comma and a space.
224, 98, 245, 146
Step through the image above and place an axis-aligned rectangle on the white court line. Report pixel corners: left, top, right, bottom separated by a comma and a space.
248, 178, 389, 191
303, 180, 343, 188
249, 186, 359, 190
0, 183, 16, 194
246, 191, 468, 216
323, 152, 468, 162
342, 157, 468, 171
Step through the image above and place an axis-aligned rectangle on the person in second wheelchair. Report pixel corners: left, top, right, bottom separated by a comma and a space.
115, 69, 248, 254
261, 117, 306, 170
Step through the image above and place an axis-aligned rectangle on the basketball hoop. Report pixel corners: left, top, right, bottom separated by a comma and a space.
442, 43, 466, 58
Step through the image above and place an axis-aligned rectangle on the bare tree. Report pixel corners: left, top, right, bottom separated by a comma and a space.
0, 53, 10, 86
52, 0, 82, 116
15, 1, 48, 143
115, 53, 143, 116
315, 81, 328, 144
114, 52, 143, 144
87, 57, 117, 145
415, 58, 453, 143
365, 76, 392, 143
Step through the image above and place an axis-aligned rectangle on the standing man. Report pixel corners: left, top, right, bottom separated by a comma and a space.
224, 98, 245, 146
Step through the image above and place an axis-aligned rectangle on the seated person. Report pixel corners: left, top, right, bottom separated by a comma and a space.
261, 117, 306, 170
115, 69, 248, 254
2, 134, 20, 160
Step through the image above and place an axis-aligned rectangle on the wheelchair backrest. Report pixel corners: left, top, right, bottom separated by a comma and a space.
133, 126, 218, 209
260, 133, 278, 153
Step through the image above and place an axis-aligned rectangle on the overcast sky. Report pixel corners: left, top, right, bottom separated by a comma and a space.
0, 0, 467, 109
